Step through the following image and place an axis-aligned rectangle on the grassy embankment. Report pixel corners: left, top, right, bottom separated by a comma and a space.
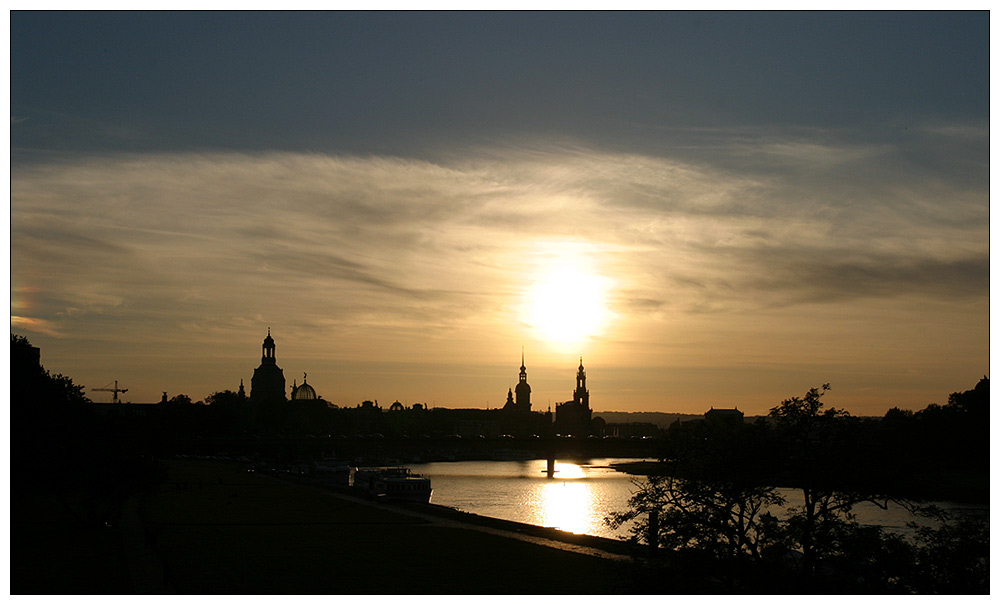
139, 459, 636, 594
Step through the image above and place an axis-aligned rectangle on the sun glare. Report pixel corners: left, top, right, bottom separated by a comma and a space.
524, 255, 612, 347
538, 480, 595, 535
551, 461, 587, 479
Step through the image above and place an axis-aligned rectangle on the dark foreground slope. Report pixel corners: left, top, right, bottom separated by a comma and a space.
14, 459, 637, 594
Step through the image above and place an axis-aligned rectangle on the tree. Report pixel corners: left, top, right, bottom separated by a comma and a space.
907, 506, 990, 594
607, 414, 789, 580
204, 390, 244, 407
606, 473, 785, 563
11, 334, 166, 526
768, 384, 900, 577
166, 393, 195, 405
946, 376, 988, 416
604, 382, 988, 592
11, 333, 94, 489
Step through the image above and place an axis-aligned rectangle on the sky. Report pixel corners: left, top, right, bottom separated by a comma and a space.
9, 11, 990, 415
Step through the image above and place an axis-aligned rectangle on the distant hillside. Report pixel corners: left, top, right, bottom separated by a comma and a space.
592, 411, 703, 429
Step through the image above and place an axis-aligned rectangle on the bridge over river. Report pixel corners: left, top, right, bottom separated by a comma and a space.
173, 434, 662, 464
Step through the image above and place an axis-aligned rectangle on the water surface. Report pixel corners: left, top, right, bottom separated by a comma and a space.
408, 459, 984, 540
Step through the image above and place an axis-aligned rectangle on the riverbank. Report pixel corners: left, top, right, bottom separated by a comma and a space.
135, 459, 639, 594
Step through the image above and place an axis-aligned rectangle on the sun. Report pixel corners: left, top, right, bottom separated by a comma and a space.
524, 257, 612, 346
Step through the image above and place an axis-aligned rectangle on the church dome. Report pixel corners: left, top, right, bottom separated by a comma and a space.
291, 374, 317, 401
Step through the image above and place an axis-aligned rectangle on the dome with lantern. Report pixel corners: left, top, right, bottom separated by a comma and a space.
290, 373, 317, 401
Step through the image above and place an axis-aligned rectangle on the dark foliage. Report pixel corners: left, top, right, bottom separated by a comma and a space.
905, 505, 990, 594
607, 380, 989, 594
11, 334, 166, 527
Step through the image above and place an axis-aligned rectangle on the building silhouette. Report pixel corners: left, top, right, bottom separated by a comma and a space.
249, 329, 286, 406
503, 352, 532, 415
240, 331, 584, 437
291, 373, 317, 401
572, 357, 589, 408
554, 358, 593, 436
704, 406, 744, 424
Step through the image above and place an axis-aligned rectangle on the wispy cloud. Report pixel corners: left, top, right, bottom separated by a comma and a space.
10, 137, 988, 409
915, 120, 989, 141
13, 140, 987, 325
11, 315, 62, 337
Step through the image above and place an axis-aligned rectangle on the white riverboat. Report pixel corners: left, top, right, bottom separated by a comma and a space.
352, 467, 432, 503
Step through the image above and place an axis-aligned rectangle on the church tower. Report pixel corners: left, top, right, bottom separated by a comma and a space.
514, 351, 532, 412
555, 357, 592, 436
573, 357, 590, 408
250, 328, 286, 406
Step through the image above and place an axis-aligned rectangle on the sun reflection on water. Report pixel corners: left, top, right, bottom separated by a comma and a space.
550, 462, 586, 479
538, 481, 596, 534
530, 462, 600, 535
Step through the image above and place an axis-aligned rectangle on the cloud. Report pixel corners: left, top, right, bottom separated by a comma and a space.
11, 315, 62, 337
915, 120, 989, 141
708, 249, 989, 309
10, 140, 988, 370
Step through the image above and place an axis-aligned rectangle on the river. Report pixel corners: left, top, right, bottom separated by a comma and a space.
406, 458, 985, 540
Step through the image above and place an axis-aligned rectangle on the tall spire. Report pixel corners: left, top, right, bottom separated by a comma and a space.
574, 357, 589, 407
515, 349, 531, 411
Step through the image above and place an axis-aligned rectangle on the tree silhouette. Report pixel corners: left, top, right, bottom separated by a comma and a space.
907, 506, 989, 594
604, 383, 990, 592
767, 384, 899, 576
11, 334, 166, 526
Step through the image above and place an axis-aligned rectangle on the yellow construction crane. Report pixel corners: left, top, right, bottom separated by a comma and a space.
93, 380, 129, 404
